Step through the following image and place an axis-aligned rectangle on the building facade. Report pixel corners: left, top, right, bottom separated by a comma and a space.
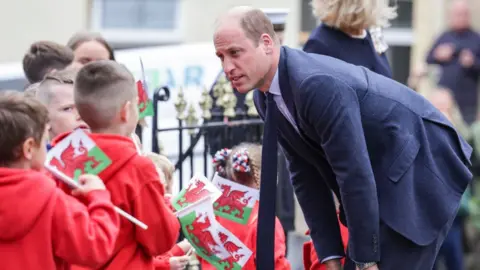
0, 0, 298, 63
1, 0, 479, 67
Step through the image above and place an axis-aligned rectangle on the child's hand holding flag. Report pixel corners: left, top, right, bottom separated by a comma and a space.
71, 174, 106, 197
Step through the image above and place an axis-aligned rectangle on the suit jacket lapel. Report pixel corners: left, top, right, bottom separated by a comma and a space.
277, 47, 325, 155
278, 46, 298, 125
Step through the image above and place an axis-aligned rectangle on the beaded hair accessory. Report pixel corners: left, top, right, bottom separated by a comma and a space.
213, 148, 232, 175
232, 148, 251, 173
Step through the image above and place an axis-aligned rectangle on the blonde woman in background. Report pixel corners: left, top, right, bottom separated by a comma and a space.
304, 0, 396, 78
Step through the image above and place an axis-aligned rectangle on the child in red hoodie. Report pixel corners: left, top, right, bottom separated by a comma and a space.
200, 143, 291, 270
68, 60, 180, 269
0, 91, 120, 270
146, 152, 192, 270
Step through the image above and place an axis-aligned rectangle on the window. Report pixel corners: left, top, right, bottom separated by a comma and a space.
385, 0, 413, 84
389, 0, 413, 28
301, 0, 317, 33
386, 46, 411, 85
0, 78, 29, 91
91, 0, 182, 46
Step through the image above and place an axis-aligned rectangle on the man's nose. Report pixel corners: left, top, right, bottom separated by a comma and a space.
223, 59, 235, 74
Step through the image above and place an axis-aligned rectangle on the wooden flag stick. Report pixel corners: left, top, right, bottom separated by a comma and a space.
46, 166, 148, 230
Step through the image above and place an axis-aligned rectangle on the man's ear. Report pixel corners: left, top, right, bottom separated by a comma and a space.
260, 33, 274, 54
22, 137, 36, 161
120, 101, 131, 122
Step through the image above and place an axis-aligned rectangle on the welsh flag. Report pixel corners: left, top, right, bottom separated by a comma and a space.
137, 57, 154, 119
177, 197, 252, 269
171, 174, 222, 211
215, 225, 253, 268
212, 173, 259, 224
45, 129, 111, 181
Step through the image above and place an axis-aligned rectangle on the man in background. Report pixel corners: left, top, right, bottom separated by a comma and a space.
426, 0, 480, 124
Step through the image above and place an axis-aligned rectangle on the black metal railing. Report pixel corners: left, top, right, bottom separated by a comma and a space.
149, 85, 295, 257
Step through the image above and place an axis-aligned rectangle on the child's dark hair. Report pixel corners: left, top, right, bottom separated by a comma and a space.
22, 41, 74, 83
213, 143, 262, 188
0, 91, 48, 165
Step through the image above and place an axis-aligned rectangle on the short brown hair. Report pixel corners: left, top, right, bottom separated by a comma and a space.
22, 41, 74, 83
0, 91, 48, 165
67, 31, 115, 60
240, 9, 277, 45
74, 60, 136, 130
36, 66, 79, 105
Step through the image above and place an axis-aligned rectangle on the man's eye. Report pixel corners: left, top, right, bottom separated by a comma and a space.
231, 50, 240, 55
62, 106, 73, 112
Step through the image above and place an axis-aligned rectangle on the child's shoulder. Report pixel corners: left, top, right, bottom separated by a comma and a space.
22, 170, 58, 188
130, 154, 158, 170
124, 154, 162, 183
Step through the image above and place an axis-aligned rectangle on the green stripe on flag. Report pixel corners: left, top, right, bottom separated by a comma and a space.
180, 212, 242, 270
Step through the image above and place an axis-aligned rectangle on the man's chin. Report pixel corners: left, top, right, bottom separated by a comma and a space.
233, 84, 253, 94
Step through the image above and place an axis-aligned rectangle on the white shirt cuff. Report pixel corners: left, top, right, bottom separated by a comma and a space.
321, 255, 344, 263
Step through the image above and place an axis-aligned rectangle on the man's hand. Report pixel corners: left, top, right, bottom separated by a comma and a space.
169, 255, 190, 270
460, 49, 475, 68
325, 259, 342, 270
72, 174, 106, 196
356, 264, 379, 270
434, 43, 455, 62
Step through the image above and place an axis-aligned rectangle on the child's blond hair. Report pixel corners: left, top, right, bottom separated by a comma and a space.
213, 143, 262, 188
146, 152, 175, 193
36, 67, 79, 106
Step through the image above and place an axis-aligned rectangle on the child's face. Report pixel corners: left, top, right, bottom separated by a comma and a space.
48, 84, 89, 139
24, 126, 49, 171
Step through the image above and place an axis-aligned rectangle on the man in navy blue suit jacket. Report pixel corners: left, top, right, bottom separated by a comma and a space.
214, 7, 473, 270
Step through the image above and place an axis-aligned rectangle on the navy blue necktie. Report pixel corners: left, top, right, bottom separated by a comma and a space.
256, 92, 278, 269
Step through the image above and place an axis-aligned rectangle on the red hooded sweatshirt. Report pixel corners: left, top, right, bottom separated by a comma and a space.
199, 202, 291, 270
153, 198, 185, 270
53, 133, 180, 270
0, 168, 120, 270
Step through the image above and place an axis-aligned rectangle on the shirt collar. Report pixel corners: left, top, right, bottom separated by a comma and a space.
268, 69, 281, 96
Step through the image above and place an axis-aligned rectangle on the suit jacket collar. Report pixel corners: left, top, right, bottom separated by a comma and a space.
253, 47, 298, 123
278, 46, 298, 124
